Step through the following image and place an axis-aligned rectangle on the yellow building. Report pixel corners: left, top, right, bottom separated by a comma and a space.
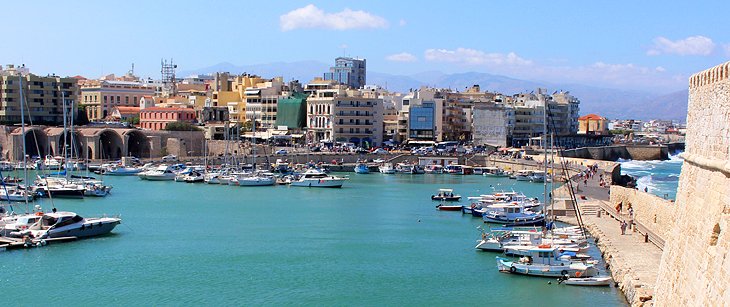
79, 78, 154, 121
0, 65, 79, 124
578, 113, 608, 135
211, 73, 266, 122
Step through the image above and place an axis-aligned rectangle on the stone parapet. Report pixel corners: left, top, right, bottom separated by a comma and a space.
609, 186, 675, 241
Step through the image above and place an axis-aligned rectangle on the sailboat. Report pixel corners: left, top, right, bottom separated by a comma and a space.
236, 113, 274, 187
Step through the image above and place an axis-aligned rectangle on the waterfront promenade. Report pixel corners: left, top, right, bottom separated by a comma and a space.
564, 165, 663, 306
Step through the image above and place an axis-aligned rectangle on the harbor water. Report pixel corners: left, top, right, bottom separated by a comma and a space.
2, 173, 626, 306
620, 152, 683, 200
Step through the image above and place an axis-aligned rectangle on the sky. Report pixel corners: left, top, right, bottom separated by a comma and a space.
2, 0, 729, 94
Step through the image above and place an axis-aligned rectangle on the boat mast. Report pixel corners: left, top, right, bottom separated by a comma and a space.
18, 75, 29, 212
252, 109, 257, 169
542, 96, 548, 215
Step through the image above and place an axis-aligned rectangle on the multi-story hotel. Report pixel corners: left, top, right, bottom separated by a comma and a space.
305, 80, 383, 147
0, 64, 78, 125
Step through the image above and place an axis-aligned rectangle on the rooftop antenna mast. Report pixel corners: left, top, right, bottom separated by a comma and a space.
161, 58, 177, 97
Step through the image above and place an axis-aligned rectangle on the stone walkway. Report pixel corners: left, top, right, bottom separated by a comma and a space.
561, 166, 662, 306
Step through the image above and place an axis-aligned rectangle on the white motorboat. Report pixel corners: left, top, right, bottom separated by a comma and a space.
496, 245, 599, 278
84, 183, 112, 197
103, 165, 143, 176
482, 166, 508, 177
514, 170, 533, 181
561, 276, 613, 286
290, 169, 348, 188
378, 163, 396, 174
12, 211, 121, 239
138, 165, 177, 181
182, 171, 205, 183
0, 213, 43, 236
204, 172, 222, 184
354, 162, 370, 174
0, 161, 14, 171
424, 164, 444, 174
0, 187, 33, 202
236, 172, 276, 186
529, 171, 546, 183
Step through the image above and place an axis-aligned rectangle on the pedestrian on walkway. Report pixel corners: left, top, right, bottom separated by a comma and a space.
620, 220, 627, 235
628, 206, 635, 230
615, 201, 623, 213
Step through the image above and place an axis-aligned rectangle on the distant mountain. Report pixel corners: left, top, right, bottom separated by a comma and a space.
179, 61, 329, 83
182, 61, 688, 120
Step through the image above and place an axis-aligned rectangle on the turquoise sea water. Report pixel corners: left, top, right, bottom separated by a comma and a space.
620, 153, 683, 200
3, 173, 626, 306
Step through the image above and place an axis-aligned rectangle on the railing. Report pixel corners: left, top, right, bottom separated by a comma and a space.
595, 200, 666, 250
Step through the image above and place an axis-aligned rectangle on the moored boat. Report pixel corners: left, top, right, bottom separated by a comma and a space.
431, 188, 461, 201
290, 169, 348, 188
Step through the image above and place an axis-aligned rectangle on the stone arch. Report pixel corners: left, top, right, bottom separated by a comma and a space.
124, 130, 150, 159
98, 129, 123, 160
24, 128, 49, 158
57, 130, 84, 159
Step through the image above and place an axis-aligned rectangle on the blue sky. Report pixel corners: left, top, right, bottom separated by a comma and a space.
2, 0, 729, 93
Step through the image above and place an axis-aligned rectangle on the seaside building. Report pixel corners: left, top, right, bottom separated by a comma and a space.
305, 79, 383, 147
0, 64, 78, 125
139, 107, 196, 130
471, 103, 515, 147
78, 71, 155, 121
578, 113, 609, 135
403, 87, 444, 143
323, 57, 366, 89
244, 77, 285, 129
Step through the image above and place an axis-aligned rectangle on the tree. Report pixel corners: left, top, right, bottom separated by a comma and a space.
75, 105, 90, 126
240, 120, 253, 133
164, 121, 201, 131
127, 116, 140, 125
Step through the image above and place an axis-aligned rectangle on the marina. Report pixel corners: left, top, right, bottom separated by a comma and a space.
0, 171, 626, 305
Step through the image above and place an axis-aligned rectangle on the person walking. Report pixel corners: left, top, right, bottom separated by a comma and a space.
628, 206, 635, 231
620, 220, 627, 235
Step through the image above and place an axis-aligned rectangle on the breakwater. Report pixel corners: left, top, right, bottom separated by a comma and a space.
560, 145, 670, 161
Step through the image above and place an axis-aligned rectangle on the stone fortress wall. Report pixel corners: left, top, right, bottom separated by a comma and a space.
654, 62, 730, 305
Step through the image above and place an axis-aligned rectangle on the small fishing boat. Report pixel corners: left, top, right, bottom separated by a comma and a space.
496, 245, 599, 278
378, 163, 396, 174
514, 170, 533, 181
436, 203, 463, 211
424, 164, 444, 174
482, 166, 508, 177
354, 162, 370, 174
431, 188, 461, 201
560, 276, 613, 286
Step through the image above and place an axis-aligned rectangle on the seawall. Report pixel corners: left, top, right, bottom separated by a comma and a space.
561, 145, 669, 161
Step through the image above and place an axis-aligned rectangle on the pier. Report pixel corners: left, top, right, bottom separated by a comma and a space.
553, 160, 667, 306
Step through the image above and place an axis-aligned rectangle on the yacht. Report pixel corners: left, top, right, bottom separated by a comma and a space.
496, 245, 599, 278
33, 177, 86, 198
290, 169, 348, 188
12, 211, 121, 239
182, 171, 205, 183
138, 165, 177, 181
84, 183, 112, 197
103, 165, 143, 176
236, 171, 276, 186
378, 163, 396, 174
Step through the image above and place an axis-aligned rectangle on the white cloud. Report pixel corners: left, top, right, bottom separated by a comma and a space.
280, 4, 388, 31
399, 19, 406, 26
647, 35, 716, 56
424, 48, 532, 66
386, 52, 417, 62
655, 66, 666, 72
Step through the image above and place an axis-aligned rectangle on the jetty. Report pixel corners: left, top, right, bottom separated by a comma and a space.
550, 160, 665, 306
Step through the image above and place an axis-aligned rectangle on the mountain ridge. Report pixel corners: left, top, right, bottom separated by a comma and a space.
180, 61, 688, 121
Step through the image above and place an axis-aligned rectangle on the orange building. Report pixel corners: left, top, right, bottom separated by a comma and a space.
578, 113, 608, 135
140, 107, 196, 130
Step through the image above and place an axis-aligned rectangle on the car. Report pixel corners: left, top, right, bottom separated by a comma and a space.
309, 146, 321, 152
275, 149, 288, 155
373, 158, 385, 163
355, 148, 369, 154
371, 148, 388, 154
162, 155, 177, 162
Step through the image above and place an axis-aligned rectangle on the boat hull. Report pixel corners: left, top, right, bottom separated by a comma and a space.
290, 179, 345, 188
49, 220, 121, 238
436, 205, 462, 211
